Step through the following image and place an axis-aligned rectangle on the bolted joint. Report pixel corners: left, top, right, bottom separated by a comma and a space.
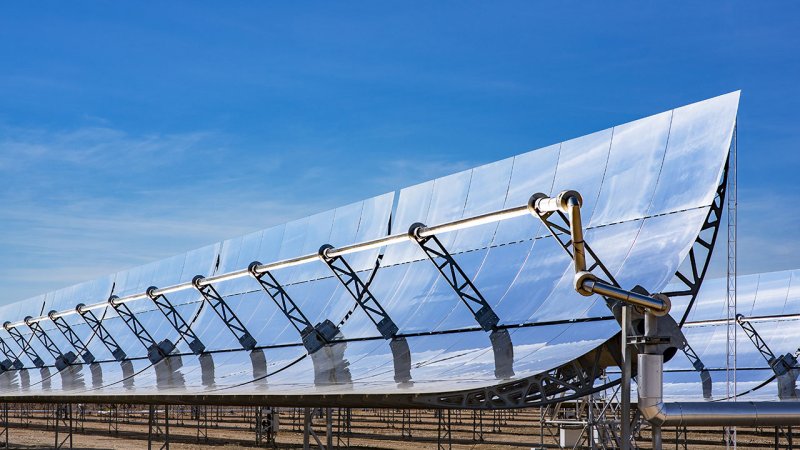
649, 293, 671, 317
574, 271, 599, 297
318, 244, 334, 262
191, 275, 206, 290
145, 286, 159, 300
527, 192, 549, 215
247, 261, 263, 278
408, 222, 426, 241
558, 190, 583, 210
530, 190, 583, 214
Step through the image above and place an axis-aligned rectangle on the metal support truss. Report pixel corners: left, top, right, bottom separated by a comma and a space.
249, 262, 338, 354
0, 402, 8, 448
110, 296, 173, 364
148, 404, 170, 450
54, 403, 73, 449
3, 321, 45, 368
48, 311, 94, 364
192, 276, 257, 350
681, 341, 714, 399
76, 304, 127, 361
0, 338, 22, 371
319, 245, 398, 339
146, 287, 206, 355
737, 314, 800, 400
664, 161, 729, 327
436, 409, 453, 450
25, 317, 77, 371
408, 223, 499, 331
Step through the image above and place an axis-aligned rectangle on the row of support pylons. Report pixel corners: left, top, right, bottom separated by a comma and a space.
0, 401, 794, 449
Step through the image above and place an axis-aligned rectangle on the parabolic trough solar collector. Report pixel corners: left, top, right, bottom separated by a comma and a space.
0, 92, 740, 407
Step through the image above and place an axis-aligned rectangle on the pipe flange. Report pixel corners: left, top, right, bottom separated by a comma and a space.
649, 293, 671, 316
145, 286, 159, 300
318, 244, 335, 261
408, 222, 426, 241
574, 271, 599, 297
191, 275, 206, 290
558, 190, 583, 210
247, 261, 263, 277
75, 303, 86, 315
527, 192, 549, 215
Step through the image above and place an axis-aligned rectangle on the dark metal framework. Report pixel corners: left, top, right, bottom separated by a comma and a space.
319, 246, 398, 339
25, 318, 77, 371
145, 287, 206, 355
54, 403, 73, 449
738, 316, 798, 377
76, 305, 127, 361
665, 163, 728, 327
0, 338, 22, 371
248, 262, 338, 354
3, 323, 45, 368
49, 313, 95, 364
408, 224, 499, 331
192, 276, 257, 350
110, 297, 172, 364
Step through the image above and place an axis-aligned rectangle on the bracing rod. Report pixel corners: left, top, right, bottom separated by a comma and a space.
4, 200, 534, 328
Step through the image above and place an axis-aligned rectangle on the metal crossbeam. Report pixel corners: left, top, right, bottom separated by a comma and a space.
26, 317, 77, 371
146, 287, 206, 355
737, 315, 797, 376
3, 322, 45, 368
248, 262, 337, 354
319, 246, 398, 339
192, 276, 256, 350
111, 297, 173, 364
49, 311, 95, 364
0, 338, 23, 371
409, 223, 499, 331
76, 304, 127, 361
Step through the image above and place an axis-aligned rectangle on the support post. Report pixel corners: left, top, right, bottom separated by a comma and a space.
621, 306, 631, 450
54, 403, 72, 449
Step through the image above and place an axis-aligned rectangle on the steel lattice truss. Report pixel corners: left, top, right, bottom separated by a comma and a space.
0, 92, 740, 408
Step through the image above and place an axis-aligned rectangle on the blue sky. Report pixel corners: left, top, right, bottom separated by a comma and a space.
0, 3, 798, 303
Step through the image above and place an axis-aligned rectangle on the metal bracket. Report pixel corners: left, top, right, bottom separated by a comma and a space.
0, 337, 23, 371
146, 287, 206, 355
408, 223, 499, 331
110, 296, 174, 364
3, 321, 45, 368
192, 276, 257, 350
76, 304, 127, 361
318, 245, 398, 339
24, 317, 77, 371
627, 336, 671, 346
48, 311, 95, 364
248, 262, 338, 354
737, 315, 798, 377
